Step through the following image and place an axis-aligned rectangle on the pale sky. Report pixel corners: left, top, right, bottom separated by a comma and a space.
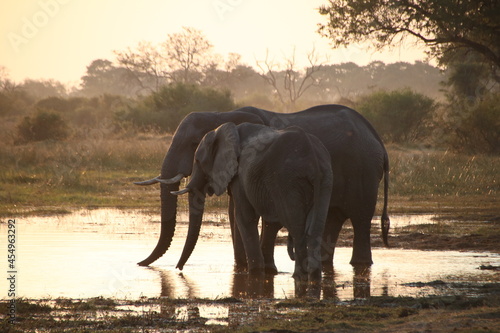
1, 0, 427, 86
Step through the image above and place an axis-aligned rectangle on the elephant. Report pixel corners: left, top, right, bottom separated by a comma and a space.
170, 123, 333, 290
135, 105, 390, 271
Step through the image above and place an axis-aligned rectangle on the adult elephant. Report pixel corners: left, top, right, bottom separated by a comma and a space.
135, 105, 390, 270
171, 123, 333, 293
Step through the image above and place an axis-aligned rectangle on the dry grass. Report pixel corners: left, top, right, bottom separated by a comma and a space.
1, 133, 498, 216
387, 145, 499, 197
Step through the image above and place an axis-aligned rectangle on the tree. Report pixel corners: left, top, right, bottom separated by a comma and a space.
162, 27, 214, 84
318, 0, 500, 80
0, 66, 17, 93
114, 42, 168, 93
80, 59, 141, 96
257, 48, 324, 112
20, 79, 67, 99
0, 67, 34, 116
114, 27, 216, 92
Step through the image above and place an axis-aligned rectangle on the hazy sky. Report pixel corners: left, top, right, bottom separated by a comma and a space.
1, 0, 427, 85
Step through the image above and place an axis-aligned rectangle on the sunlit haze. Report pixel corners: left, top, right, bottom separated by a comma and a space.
1, 0, 427, 86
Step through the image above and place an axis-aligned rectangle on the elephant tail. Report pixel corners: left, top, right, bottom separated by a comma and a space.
287, 234, 295, 261
381, 151, 390, 247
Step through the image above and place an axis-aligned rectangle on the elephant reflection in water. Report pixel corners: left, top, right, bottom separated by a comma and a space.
232, 273, 274, 299
151, 265, 375, 302
353, 265, 371, 299
149, 268, 201, 321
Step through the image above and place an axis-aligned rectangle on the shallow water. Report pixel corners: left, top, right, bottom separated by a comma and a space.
1, 209, 498, 300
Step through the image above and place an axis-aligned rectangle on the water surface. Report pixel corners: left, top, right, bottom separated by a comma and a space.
1, 209, 498, 300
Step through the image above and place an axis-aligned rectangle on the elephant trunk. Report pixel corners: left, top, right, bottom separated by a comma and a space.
137, 182, 180, 266
176, 189, 206, 270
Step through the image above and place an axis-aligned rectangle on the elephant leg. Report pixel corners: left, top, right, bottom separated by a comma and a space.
321, 207, 347, 273
350, 214, 374, 265
349, 191, 377, 265
347, 176, 378, 266
228, 195, 247, 272
232, 186, 264, 275
260, 219, 281, 275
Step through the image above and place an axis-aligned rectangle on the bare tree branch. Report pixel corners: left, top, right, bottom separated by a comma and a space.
256, 47, 324, 112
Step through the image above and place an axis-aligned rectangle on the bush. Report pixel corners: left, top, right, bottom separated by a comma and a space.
357, 89, 435, 143
116, 83, 237, 132
17, 111, 69, 142
451, 92, 500, 154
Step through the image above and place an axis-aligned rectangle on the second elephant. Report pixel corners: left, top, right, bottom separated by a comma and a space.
172, 123, 333, 286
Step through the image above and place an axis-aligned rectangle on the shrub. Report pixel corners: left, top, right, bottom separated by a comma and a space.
451, 92, 500, 154
35, 96, 88, 113
116, 83, 237, 132
17, 111, 69, 142
357, 89, 435, 143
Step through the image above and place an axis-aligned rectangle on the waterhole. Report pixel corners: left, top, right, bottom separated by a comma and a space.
1, 209, 498, 301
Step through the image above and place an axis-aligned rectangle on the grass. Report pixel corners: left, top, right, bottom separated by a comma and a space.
1, 135, 498, 217
1, 290, 499, 332
388, 145, 499, 197
0, 134, 168, 216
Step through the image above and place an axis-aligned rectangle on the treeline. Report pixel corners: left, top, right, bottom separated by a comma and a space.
0, 26, 498, 154
2, 81, 498, 154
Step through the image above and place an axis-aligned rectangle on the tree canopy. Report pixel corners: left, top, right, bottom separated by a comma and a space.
318, 0, 500, 80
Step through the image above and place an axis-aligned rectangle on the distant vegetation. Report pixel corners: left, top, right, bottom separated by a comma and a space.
0, 20, 498, 153
357, 89, 436, 144
115, 83, 236, 132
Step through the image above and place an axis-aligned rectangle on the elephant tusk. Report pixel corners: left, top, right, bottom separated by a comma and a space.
157, 173, 185, 184
134, 173, 185, 186
134, 176, 161, 185
170, 188, 190, 196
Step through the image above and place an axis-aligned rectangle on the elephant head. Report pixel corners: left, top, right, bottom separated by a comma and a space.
171, 123, 241, 270
134, 110, 263, 266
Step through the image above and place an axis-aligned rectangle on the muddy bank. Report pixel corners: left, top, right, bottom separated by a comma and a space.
384, 232, 500, 253
330, 213, 500, 254
2, 288, 499, 332
384, 213, 500, 254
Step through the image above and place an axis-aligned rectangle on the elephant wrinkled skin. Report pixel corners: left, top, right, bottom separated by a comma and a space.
172, 123, 333, 292
135, 105, 390, 270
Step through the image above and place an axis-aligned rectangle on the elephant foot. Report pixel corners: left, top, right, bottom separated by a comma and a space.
349, 258, 373, 266
264, 263, 278, 276
321, 260, 334, 275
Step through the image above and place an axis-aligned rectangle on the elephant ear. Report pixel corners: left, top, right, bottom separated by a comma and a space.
196, 122, 240, 196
